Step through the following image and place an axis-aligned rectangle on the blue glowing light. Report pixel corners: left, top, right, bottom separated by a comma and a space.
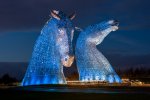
75, 20, 122, 83
21, 10, 75, 86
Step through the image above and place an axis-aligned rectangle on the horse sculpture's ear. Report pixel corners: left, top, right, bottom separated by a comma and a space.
68, 12, 76, 20
51, 10, 60, 20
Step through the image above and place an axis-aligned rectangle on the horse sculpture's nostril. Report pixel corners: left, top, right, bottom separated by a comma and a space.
113, 20, 119, 26
65, 58, 68, 61
62, 56, 74, 67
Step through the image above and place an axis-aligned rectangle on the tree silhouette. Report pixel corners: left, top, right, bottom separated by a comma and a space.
0, 74, 18, 84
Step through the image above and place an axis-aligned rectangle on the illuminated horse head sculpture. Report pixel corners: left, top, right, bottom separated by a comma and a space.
22, 10, 75, 86
76, 20, 122, 83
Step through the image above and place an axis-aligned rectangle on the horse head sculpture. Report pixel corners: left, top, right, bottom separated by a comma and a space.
50, 10, 75, 67
22, 10, 75, 86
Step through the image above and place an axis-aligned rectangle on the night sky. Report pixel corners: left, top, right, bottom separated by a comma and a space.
0, 0, 150, 79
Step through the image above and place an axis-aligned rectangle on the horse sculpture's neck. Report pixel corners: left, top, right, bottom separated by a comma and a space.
76, 23, 113, 71
22, 18, 68, 86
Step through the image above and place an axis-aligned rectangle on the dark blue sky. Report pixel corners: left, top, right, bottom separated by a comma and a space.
0, 0, 150, 68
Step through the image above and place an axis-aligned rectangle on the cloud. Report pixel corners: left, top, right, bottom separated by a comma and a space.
0, 0, 149, 31
0, 0, 150, 62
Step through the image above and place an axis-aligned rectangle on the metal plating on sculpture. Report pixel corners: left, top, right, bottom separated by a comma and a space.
75, 20, 122, 83
22, 10, 122, 86
22, 10, 75, 86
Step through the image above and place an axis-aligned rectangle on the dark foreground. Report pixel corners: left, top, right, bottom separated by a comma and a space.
0, 85, 150, 100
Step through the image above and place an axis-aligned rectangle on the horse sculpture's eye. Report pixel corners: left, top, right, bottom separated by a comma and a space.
58, 28, 63, 33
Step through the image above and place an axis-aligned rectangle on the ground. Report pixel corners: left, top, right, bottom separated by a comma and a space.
0, 85, 150, 100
